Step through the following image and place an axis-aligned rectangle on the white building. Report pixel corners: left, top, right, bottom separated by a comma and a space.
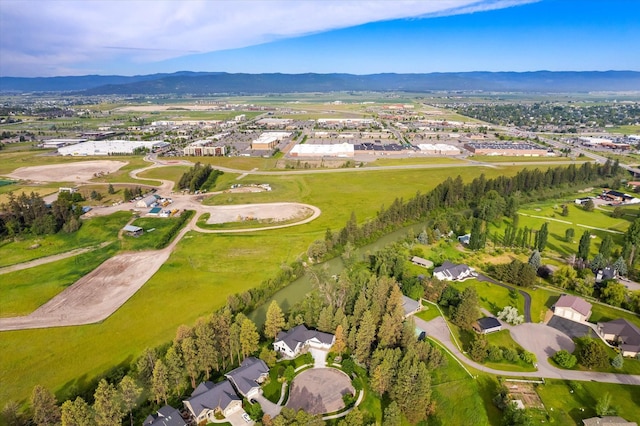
289, 143, 354, 157
58, 140, 169, 156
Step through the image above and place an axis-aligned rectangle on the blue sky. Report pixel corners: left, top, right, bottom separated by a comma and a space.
1, 0, 638, 77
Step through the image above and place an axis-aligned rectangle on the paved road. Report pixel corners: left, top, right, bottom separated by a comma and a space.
414, 315, 640, 385
476, 273, 532, 323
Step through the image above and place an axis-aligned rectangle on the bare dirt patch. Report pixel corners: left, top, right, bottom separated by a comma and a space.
204, 202, 313, 224
506, 382, 544, 409
286, 368, 354, 415
7, 160, 127, 183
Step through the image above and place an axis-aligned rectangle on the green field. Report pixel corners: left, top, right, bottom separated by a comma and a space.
450, 278, 525, 317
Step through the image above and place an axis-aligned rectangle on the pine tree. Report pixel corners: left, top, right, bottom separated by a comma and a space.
151, 359, 170, 405
118, 376, 141, 426
61, 397, 93, 426
240, 318, 260, 358
599, 234, 613, 259
536, 223, 549, 252
31, 385, 61, 426
528, 250, 542, 271
93, 379, 123, 426
264, 301, 286, 339
578, 230, 591, 260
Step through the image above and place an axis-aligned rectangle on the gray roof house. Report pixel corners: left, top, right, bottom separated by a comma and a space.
433, 261, 475, 281
183, 380, 242, 423
274, 324, 335, 358
402, 295, 422, 318
225, 357, 269, 399
553, 295, 592, 323
143, 405, 187, 426
475, 317, 502, 334
597, 319, 640, 357
583, 416, 638, 426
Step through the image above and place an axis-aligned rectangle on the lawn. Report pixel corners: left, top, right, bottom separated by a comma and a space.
136, 165, 190, 188
589, 303, 640, 329
415, 306, 441, 322
449, 278, 525, 317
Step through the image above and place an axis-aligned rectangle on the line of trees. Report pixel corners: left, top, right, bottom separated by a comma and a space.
0, 191, 83, 238
178, 163, 223, 193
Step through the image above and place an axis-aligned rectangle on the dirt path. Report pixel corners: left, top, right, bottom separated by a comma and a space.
0, 242, 113, 275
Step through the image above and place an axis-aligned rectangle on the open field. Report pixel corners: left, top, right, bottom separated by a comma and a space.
7, 160, 128, 183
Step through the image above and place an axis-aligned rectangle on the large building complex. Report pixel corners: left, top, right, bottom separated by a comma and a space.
251, 132, 291, 150
464, 142, 550, 156
289, 143, 354, 157
58, 140, 169, 156
183, 140, 226, 156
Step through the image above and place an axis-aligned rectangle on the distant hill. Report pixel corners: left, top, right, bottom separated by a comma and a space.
1, 71, 639, 94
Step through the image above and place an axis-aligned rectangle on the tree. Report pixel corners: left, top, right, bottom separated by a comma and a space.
583, 199, 595, 212
240, 318, 260, 358
31, 385, 61, 426
595, 392, 617, 416
194, 317, 218, 379
355, 311, 377, 362
93, 379, 123, 426
118, 375, 141, 426
552, 265, 578, 289
578, 230, 591, 260
611, 353, 624, 369
333, 324, 347, 354
565, 227, 575, 243
600, 281, 626, 307
553, 350, 577, 368
151, 359, 170, 405
107, 184, 115, 194
599, 234, 613, 259
497, 306, 524, 325
561, 204, 569, 217
259, 346, 277, 367
580, 340, 608, 369
528, 250, 541, 271
181, 336, 199, 389
468, 218, 486, 250
452, 287, 479, 330
383, 401, 402, 426
61, 397, 93, 426
520, 351, 536, 365
590, 253, 606, 271
613, 256, 628, 276
2, 401, 25, 426
535, 223, 548, 252
469, 335, 488, 362
264, 301, 285, 340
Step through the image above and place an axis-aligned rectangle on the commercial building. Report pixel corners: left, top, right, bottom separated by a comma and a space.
464, 142, 550, 156
289, 143, 354, 157
417, 143, 461, 155
251, 132, 290, 150
183, 140, 226, 156
41, 138, 87, 148
58, 140, 169, 156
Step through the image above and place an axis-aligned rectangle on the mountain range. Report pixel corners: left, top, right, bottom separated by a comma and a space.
1, 71, 639, 94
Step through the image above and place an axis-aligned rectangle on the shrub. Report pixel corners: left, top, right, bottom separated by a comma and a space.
487, 345, 504, 362
611, 353, 624, 369
520, 351, 536, 365
553, 350, 577, 368
580, 340, 608, 369
503, 348, 518, 362
469, 336, 488, 362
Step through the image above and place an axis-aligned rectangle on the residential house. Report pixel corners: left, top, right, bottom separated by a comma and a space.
597, 319, 640, 357
183, 380, 241, 423
595, 266, 617, 283
143, 405, 187, 426
225, 357, 269, 399
583, 416, 638, 426
432, 261, 475, 281
552, 295, 592, 323
402, 295, 422, 318
411, 256, 434, 268
274, 324, 335, 358
475, 317, 502, 334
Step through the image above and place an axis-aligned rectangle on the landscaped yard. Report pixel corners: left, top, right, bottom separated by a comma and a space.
449, 278, 525, 317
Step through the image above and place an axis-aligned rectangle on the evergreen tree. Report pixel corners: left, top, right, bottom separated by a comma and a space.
452, 287, 479, 330
613, 256, 628, 276
578, 231, 591, 260
240, 318, 260, 358
151, 359, 170, 405
599, 235, 613, 260
565, 227, 575, 243
31, 385, 61, 426
118, 376, 141, 426
528, 250, 542, 271
264, 301, 286, 340
93, 379, 124, 426
536, 223, 549, 252
468, 218, 486, 250
61, 397, 93, 426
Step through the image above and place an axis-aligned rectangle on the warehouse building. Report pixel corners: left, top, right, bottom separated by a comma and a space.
58, 140, 169, 156
41, 138, 87, 148
251, 132, 290, 150
464, 142, 550, 156
289, 143, 354, 157
417, 144, 461, 155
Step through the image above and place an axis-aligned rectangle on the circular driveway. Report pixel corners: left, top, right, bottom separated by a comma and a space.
286, 368, 354, 415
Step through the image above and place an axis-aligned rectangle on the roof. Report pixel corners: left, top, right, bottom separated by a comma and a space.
555, 295, 592, 317
122, 225, 143, 232
149, 207, 162, 214
275, 325, 334, 352
433, 261, 471, 279
402, 296, 421, 316
185, 380, 240, 417
143, 405, 187, 426
411, 256, 433, 267
477, 317, 502, 330
598, 319, 640, 352
583, 416, 638, 426
225, 357, 269, 396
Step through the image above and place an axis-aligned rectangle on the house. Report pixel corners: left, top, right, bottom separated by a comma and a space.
122, 224, 143, 237
475, 317, 502, 334
411, 256, 434, 268
552, 295, 592, 323
402, 295, 422, 318
143, 405, 187, 426
225, 357, 269, 399
583, 416, 638, 426
136, 194, 161, 208
457, 234, 471, 245
596, 266, 617, 283
597, 319, 640, 357
183, 380, 242, 423
433, 261, 475, 281
274, 324, 335, 358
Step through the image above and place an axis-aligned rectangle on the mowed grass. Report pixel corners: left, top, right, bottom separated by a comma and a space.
0, 164, 546, 406
136, 165, 190, 187
449, 279, 524, 317
0, 245, 119, 317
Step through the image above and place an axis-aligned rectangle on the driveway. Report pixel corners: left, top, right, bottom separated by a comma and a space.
224, 409, 252, 426
309, 347, 328, 368
413, 315, 640, 385
253, 393, 281, 419
547, 316, 596, 340
476, 273, 532, 323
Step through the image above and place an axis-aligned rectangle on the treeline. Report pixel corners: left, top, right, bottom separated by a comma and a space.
154, 210, 194, 249
0, 191, 83, 238
178, 163, 223, 193
308, 161, 621, 262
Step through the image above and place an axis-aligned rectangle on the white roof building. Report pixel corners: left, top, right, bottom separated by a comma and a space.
58, 140, 169, 156
290, 143, 354, 157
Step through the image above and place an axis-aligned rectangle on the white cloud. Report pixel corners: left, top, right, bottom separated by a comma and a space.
0, 0, 535, 76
